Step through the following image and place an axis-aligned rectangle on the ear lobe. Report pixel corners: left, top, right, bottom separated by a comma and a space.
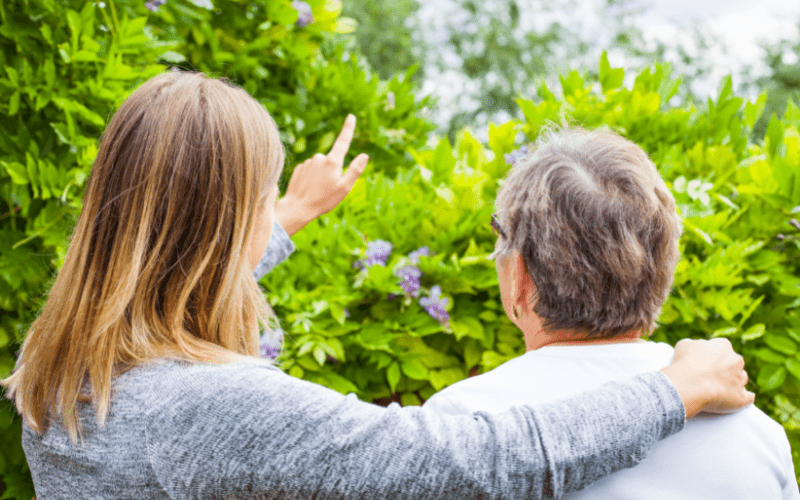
511, 252, 535, 312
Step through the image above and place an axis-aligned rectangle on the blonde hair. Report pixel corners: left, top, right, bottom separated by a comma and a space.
1, 71, 284, 443
496, 127, 683, 339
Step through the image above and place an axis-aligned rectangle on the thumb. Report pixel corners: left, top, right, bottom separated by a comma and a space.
342, 154, 369, 189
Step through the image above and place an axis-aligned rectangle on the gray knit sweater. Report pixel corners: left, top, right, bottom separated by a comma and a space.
20, 222, 686, 499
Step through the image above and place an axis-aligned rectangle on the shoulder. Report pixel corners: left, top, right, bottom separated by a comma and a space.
113, 359, 286, 414
424, 353, 539, 415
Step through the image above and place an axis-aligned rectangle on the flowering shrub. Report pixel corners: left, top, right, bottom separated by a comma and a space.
264, 54, 800, 484
1, 0, 800, 490
0, 0, 432, 493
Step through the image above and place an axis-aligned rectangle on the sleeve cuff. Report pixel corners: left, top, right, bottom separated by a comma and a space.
253, 220, 296, 281
645, 370, 687, 439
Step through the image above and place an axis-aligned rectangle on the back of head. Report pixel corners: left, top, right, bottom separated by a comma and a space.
495, 127, 682, 339
2, 71, 284, 442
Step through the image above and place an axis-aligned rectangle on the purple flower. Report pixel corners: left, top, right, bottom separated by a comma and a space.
408, 246, 430, 264
504, 144, 530, 166
396, 265, 422, 297
145, 0, 165, 12
365, 239, 392, 267
260, 343, 280, 359
260, 330, 281, 359
292, 0, 314, 28
419, 285, 450, 325
791, 218, 800, 231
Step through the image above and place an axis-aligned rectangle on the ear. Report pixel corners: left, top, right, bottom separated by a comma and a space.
510, 252, 536, 314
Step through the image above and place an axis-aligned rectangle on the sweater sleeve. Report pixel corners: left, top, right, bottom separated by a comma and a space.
144, 363, 684, 499
252, 220, 296, 281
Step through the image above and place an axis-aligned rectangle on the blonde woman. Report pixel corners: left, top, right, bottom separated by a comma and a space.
2, 71, 754, 499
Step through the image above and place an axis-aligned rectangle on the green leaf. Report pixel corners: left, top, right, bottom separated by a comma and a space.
753, 348, 786, 364
432, 137, 455, 178
320, 372, 359, 395
296, 354, 321, 372
429, 366, 466, 391
463, 339, 483, 369
741, 323, 766, 342
5, 67, 19, 86
787, 329, 800, 345
785, 358, 800, 381
2, 161, 28, 184
401, 359, 428, 380
122, 16, 148, 38
400, 393, 421, 406
559, 70, 584, 98
8, 92, 20, 116
329, 303, 346, 325
357, 323, 394, 350
756, 364, 786, 392
66, 9, 82, 38
318, 131, 335, 152
312, 346, 326, 366
711, 326, 738, 338
764, 335, 797, 356
766, 115, 783, 158
387, 361, 401, 391
599, 51, 624, 92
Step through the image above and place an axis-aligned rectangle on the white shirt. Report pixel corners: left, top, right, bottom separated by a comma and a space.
425, 341, 799, 499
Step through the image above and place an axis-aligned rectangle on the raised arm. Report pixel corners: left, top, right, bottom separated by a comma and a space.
253, 114, 368, 280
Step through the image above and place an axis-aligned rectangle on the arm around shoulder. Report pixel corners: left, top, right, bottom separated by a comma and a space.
143, 363, 684, 499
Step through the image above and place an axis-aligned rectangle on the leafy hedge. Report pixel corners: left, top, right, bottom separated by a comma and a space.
0, 0, 429, 496
264, 55, 800, 486
1, 0, 799, 496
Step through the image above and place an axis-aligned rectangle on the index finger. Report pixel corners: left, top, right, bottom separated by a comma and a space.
328, 114, 356, 165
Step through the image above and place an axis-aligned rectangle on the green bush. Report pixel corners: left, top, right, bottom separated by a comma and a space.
264, 54, 800, 486
0, 0, 430, 495
2, 0, 799, 495
0, 0, 169, 495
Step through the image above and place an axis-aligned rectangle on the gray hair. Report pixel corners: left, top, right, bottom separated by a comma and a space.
495, 127, 683, 339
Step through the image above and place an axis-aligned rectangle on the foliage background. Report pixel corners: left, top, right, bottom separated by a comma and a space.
0, 0, 799, 497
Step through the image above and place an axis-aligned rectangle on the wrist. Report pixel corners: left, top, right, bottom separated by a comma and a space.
274, 197, 314, 236
659, 362, 710, 419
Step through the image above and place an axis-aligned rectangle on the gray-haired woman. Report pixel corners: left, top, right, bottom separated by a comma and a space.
3, 72, 753, 499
